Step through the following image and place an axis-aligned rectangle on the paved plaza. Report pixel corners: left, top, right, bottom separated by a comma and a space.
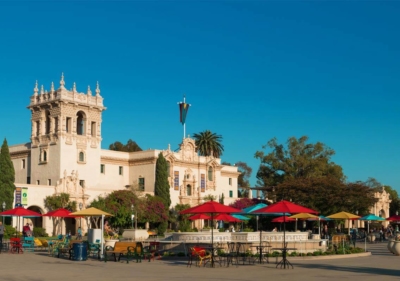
0, 242, 398, 281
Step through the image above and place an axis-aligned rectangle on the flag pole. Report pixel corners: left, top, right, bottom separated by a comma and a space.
178, 95, 190, 140
183, 95, 186, 139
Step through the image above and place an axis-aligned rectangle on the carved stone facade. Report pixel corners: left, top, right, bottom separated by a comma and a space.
8, 74, 239, 236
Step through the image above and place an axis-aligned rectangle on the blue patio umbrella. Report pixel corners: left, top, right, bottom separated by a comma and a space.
232, 214, 250, 221
359, 214, 385, 233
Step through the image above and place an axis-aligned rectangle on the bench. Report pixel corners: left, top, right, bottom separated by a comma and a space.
105, 242, 137, 262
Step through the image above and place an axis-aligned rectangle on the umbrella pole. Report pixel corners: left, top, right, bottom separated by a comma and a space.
259, 228, 262, 264
101, 215, 105, 260
211, 213, 214, 268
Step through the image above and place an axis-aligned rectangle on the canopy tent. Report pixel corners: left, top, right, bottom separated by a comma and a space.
70, 207, 113, 259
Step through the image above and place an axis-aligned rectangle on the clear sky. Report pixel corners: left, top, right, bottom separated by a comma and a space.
0, 1, 399, 192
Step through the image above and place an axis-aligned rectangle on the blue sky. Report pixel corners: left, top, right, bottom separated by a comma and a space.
0, 1, 399, 192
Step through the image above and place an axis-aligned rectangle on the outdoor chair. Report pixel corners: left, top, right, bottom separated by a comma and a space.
188, 246, 211, 267
22, 237, 35, 253
9, 238, 23, 254
226, 242, 240, 267
87, 240, 101, 259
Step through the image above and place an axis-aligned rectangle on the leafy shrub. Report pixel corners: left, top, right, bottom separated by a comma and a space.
157, 222, 167, 235
33, 227, 48, 237
289, 251, 298, 257
177, 252, 185, 257
4, 225, 16, 238
243, 228, 254, 232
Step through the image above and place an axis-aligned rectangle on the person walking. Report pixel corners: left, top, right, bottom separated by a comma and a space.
0, 222, 4, 253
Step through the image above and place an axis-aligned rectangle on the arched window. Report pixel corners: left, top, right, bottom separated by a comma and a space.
76, 111, 86, 135
79, 152, 85, 162
186, 184, 192, 196
208, 167, 213, 181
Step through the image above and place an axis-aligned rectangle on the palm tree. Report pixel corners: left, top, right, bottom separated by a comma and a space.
193, 130, 224, 158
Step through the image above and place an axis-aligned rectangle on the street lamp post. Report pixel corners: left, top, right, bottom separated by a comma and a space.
355, 210, 359, 232
79, 202, 83, 227
131, 204, 138, 229
2, 202, 5, 225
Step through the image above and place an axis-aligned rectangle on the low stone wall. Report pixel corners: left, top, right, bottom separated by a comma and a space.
162, 231, 326, 254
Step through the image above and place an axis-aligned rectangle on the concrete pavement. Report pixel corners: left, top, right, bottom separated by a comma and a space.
0, 242, 398, 281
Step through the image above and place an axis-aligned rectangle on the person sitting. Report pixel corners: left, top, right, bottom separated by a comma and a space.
272, 227, 277, 232
76, 227, 82, 240
104, 221, 118, 239
23, 223, 32, 237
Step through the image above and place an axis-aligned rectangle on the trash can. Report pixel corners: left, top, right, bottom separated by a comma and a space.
73, 243, 87, 261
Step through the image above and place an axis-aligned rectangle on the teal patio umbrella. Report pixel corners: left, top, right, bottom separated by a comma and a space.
360, 214, 385, 233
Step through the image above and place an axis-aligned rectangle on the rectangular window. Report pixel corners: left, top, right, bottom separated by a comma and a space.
100, 164, 105, 174
27, 177, 31, 184
229, 190, 233, 198
36, 180, 40, 185
79, 180, 85, 188
138, 177, 145, 191
91, 122, 96, 137
48, 179, 51, 186
54, 117, 58, 132
119, 166, 123, 175
36, 121, 40, 136
229, 178, 232, 185
21, 159, 26, 169
66, 117, 71, 133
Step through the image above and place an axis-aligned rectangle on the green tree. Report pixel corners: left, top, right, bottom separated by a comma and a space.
0, 139, 15, 210
203, 194, 217, 201
88, 196, 108, 228
154, 152, 171, 209
236, 161, 252, 198
255, 136, 345, 187
43, 193, 74, 236
109, 139, 142, 152
193, 130, 224, 158
173, 203, 192, 231
275, 177, 376, 216
104, 190, 138, 229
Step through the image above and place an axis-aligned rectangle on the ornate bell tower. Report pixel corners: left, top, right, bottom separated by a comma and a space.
27, 74, 106, 189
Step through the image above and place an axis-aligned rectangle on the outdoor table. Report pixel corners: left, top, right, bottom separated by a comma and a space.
271, 247, 297, 269
202, 245, 226, 267
250, 245, 272, 264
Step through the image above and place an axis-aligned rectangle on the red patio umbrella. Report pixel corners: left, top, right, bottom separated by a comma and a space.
272, 216, 296, 223
214, 213, 242, 222
0, 207, 42, 237
181, 200, 241, 267
43, 208, 81, 235
188, 214, 211, 220
252, 200, 318, 269
43, 208, 80, 218
386, 215, 400, 221
0, 207, 42, 217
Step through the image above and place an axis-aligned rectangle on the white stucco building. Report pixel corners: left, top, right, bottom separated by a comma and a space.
8, 74, 239, 235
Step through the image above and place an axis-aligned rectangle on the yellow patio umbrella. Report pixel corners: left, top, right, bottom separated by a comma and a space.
289, 213, 319, 232
327, 211, 360, 235
70, 207, 113, 259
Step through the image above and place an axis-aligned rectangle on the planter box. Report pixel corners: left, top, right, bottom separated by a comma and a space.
122, 229, 149, 241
